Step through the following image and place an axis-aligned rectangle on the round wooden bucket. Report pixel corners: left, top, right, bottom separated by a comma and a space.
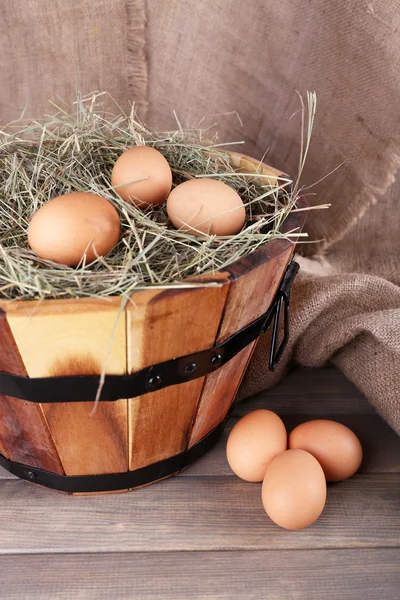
0, 153, 306, 494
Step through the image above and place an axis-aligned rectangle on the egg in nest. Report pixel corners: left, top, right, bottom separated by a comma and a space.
28, 192, 120, 267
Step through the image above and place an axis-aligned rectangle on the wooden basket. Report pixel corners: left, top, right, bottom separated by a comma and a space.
0, 153, 306, 494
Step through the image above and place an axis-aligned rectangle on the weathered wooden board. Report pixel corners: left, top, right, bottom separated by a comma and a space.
0, 474, 398, 553
0, 310, 64, 473
127, 274, 230, 472
0, 365, 398, 599
188, 231, 303, 446
238, 365, 378, 415
4, 298, 127, 476
1, 548, 399, 600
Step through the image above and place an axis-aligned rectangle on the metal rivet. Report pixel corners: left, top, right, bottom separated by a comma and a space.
147, 374, 162, 390
26, 471, 36, 481
211, 353, 223, 366
184, 362, 197, 375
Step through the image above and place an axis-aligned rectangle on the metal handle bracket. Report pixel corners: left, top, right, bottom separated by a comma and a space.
268, 259, 299, 371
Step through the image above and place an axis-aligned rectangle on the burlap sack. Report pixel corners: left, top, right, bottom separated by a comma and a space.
0, 0, 147, 120
1, 0, 399, 430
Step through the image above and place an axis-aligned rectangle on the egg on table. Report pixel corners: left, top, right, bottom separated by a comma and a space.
262, 449, 327, 530
226, 409, 287, 482
112, 145, 172, 206
28, 192, 121, 267
288, 419, 363, 482
167, 178, 246, 236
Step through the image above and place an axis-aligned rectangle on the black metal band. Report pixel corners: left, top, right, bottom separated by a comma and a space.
0, 260, 299, 404
0, 305, 274, 403
0, 417, 225, 493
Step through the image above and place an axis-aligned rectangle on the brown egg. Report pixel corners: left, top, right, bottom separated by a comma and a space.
111, 146, 172, 206
288, 420, 363, 482
28, 192, 120, 267
167, 179, 245, 236
226, 410, 287, 482
262, 449, 326, 530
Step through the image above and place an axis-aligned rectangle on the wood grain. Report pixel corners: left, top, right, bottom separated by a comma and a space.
0, 310, 64, 473
0, 549, 399, 600
188, 200, 307, 446
127, 274, 230, 472
236, 365, 377, 415
0, 474, 398, 553
4, 298, 127, 477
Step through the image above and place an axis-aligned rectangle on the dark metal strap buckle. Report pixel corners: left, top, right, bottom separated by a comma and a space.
268, 259, 299, 371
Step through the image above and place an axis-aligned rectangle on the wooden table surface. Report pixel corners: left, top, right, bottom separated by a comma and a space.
0, 365, 399, 599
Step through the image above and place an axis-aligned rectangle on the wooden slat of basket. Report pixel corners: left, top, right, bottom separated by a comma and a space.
188, 196, 308, 447
0, 310, 64, 473
188, 243, 293, 446
4, 298, 128, 477
127, 273, 230, 474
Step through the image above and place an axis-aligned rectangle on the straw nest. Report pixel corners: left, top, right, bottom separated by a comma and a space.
0, 92, 316, 302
